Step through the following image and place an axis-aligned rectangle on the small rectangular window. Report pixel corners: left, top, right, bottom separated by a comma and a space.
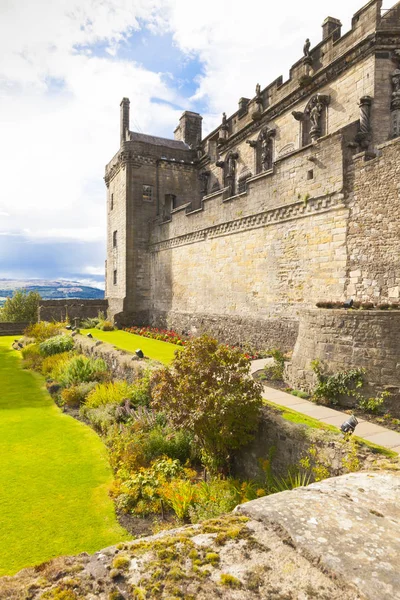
307, 169, 314, 180
143, 184, 153, 202
110, 193, 114, 210
113, 230, 117, 248
113, 270, 117, 285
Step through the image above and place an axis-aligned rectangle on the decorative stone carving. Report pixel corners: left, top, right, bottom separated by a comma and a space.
292, 111, 305, 121
215, 159, 225, 169
218, 112, 229, 146
303, 38, 311, 58
259, 128, 276, 172
246, 139, 258, 148
199, 171, 210, 196
225, 152, 239, 196
354, 96, 372, 149
391, 68, 400, 138
306, 94, 330, 142
252, 83, 263, 120
221, 112, 228, 129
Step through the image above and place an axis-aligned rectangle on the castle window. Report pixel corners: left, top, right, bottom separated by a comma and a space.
307, 169, 314, 180
110, 193, 114, 210
113, 230, 117, 248
113, 270, 117, 285
143, 185, 153, 202
238, 169, 252, 194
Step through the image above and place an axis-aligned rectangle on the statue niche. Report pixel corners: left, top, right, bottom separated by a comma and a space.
217, 151, 239, 197
249, 127, 275, 174
303, 94, 330, 144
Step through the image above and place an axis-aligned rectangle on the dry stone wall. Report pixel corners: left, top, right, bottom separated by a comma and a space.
38, 300, 108, 323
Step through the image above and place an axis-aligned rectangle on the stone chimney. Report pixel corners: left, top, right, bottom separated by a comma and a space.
174, 111, 202, 148
322, 17, 342, 41
120, 97, 130, 146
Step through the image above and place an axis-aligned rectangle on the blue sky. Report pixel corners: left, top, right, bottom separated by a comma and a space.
0, 0, 381, 289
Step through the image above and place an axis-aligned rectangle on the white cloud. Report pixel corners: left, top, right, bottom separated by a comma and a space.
0, 0, 395, 279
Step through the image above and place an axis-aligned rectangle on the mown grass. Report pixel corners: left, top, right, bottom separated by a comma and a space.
81, 328, 179, 365
0, 336, 129, 576
263, 399, 397, 457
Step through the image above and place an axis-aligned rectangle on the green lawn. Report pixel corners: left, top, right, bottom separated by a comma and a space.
82, 329, 180, 365
0, 337, 129, 576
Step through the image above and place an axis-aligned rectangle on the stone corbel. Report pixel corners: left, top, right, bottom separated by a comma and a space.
292, 111, 305, 121
215, 160, 225, 169
246, 139, 258, 148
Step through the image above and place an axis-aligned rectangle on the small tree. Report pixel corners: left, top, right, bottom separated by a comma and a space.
0, 290, 41, 323
151, 335, 263, 473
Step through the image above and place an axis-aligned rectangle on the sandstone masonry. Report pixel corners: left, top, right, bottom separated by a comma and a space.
104, 1, 400, 390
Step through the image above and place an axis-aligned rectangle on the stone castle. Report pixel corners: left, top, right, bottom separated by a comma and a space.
105, 0, 400, 399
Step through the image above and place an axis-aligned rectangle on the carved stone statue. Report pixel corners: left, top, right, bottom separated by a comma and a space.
260, 130, 272, 171
303, 38, 311, 57
391, 68, 400, 137
199, 171, 210, 196
392, 69, 400, 95
222, 112, 227, 126
310, 97, 324, 130
256, 83, 261, 99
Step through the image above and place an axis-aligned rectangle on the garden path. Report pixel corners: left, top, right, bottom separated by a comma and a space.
251, 359, 400, 455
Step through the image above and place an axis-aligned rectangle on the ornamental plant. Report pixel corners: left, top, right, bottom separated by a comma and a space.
151, 335, 263, 473
39, 334, 74, 356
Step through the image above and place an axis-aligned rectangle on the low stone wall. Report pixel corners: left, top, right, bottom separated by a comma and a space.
38, 299, 108, 324
146, 311, 298, 353
73, 333, 152, 382
0, 322, 30, 336
286, 309, 400, 412
232, 406, 380, 481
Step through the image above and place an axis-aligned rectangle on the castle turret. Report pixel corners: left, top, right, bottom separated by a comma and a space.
322, 16, 342, 41
120, 97, 130, 146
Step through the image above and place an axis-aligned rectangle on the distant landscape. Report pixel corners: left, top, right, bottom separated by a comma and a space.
0, 279, 104, 306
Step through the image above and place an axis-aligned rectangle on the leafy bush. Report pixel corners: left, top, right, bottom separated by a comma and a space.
82, 404, 120, 433
41, 352, 72, 377
262, 348, 287, 381
25, 321, 63, 342
188, 479, 260, 523
61, 382, 98, 408
39, 334, 74, 356
56, 355, 108, 387
142, 425, 195, 465
113, 458, 189, 516
84, 375, 151, 410
311, 360, 365, 406
21, 344, 44, 371
95, 320, 114, 331
84, 381, 136, 409
159, 479, 196, 520
0, 290, 41, 323
151, 335, 263, 473
358, 391, 391, 414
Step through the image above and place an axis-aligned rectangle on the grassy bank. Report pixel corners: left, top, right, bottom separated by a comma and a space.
81, 328, 179, 365
0, 337, 128, 576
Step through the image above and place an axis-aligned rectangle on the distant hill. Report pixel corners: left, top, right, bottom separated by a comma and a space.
0, 279, 104, 306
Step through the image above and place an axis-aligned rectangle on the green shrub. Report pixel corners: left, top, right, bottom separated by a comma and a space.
57, 355, 108, 387
358, 391, 391, 414
41, 352, 72, 377
25, 321, 63, 342
311, 360, 365, 406
85, 381, 137, 409
39, 334, 74, 356
83, 404, 120, 433
262, 348, 287, 381
151, 335, 263, 473
61, 382, 98, 408
95, 320, 114, 331
0, 290, 40, 323
142, 425, 195, 465
21, 344, 44, 371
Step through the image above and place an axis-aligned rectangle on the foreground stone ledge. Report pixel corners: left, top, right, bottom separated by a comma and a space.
1, 472, 399, 599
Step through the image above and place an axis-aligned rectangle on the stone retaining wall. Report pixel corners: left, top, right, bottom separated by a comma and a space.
286, 308, 400, 412
72, 333, 151, 382
38, 299, 108, 323
0, 322, 30, 336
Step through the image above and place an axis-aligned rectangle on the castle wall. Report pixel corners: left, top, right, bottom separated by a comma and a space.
345, 138, 400, 301
286, 308, 400, 414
